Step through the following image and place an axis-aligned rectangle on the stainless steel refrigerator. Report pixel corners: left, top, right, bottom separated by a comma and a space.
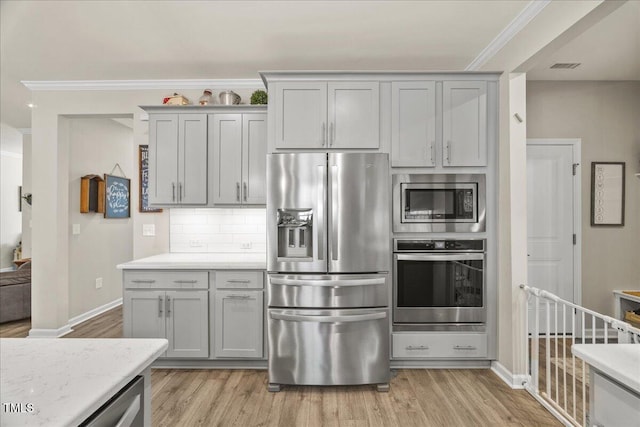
266, 152, 391, 391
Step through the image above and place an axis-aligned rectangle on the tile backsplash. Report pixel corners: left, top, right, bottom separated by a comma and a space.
170, 208, 266, 253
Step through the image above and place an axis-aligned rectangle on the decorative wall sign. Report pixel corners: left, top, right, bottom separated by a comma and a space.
591, 162, 625, 226
104, 174, 131, 218
139, 145, 162, 213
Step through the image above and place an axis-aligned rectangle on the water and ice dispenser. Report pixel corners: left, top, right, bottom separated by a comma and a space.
277, 209, 313, 259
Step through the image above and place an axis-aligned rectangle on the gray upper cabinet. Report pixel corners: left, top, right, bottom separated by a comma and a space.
273, 81, 379, 149
148, 114, 207, 205
210, 113, 267, 205
391, 81, 437, 167
442, 81, 487, 167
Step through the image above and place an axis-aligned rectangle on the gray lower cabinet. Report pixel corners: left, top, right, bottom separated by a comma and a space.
123, 271, 209, 359
212, 270, 264, 359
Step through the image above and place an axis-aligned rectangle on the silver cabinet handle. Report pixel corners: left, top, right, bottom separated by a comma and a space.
453, 345, 477, 350
226, 279, 251, 284
330, 164, 338, 261
236, 182, 240, 202
227, 294, 252, 300
270, 311, 386, 323
243, 182, 248, 201
406, 345, 429, 351
329, 122, 334, 147
165, 295, 171, 316
131, 279, 156, 284
321, 122, 326, 146
270, 277, 385, 287
179, 182, 183, 202
430, 142, 435, 165
172, 182, 176, 202
446, 141, 451, 164
173, 280, 198, 284
158, 296, 163, 317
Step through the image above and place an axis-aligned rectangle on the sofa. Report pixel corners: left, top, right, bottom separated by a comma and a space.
0, 261, 31, 323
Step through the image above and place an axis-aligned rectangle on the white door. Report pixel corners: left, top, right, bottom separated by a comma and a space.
526, 140, 580, 334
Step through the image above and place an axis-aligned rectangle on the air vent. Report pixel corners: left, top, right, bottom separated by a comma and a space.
550, 63, 581, 69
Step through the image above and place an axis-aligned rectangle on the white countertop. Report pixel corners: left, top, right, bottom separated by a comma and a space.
572, 344, 640, 394
117, 252, 267, 270
0, 338, 168, 427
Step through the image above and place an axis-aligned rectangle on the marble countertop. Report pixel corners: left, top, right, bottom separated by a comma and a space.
0, 338, 168, 426
572, 344, 640, 394
117, 252, 267, 270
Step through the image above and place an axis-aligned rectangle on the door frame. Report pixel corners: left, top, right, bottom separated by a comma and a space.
526, 138, 582, 307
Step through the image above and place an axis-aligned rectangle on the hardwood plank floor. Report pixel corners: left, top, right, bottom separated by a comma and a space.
1, 309, 561, 426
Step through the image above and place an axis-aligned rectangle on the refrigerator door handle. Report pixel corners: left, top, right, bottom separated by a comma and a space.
317, 164, 325, 261
270, 277, 385, 287
270, 311, 386, 323
330, 164, 339, 261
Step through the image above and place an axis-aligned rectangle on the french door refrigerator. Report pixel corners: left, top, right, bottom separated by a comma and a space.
267, 152, 391, 391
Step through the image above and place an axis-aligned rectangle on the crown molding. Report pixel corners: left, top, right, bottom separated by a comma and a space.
21, 79, 265, 91
466, 0, 552, 71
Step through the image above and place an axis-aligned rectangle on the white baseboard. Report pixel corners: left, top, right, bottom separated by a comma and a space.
27, 298, 122, 338
28, 324, 73, 338
69, 298, 123, 327
491, 361, 527, 389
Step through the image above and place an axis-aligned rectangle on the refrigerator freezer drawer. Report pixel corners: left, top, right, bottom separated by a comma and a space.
268, 308, 390, 386
268, 274, 389, 308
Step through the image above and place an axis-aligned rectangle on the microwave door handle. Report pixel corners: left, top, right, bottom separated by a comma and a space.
316, 164, 325, 261
330, 165, 338, 261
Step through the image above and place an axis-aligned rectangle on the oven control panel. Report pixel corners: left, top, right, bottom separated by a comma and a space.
394, 239, 485, 252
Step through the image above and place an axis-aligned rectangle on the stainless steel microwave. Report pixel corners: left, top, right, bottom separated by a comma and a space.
392, 174, 486, 233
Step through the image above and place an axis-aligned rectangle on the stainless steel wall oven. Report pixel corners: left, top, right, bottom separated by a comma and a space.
393, 174, 486, 233
393, 239, 486, 324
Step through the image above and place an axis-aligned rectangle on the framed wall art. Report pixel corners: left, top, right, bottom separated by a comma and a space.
139, 145, 162, 213
104, 174, 131, 218
591, 162, 625, 226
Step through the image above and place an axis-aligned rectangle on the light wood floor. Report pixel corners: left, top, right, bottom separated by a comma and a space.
1, 310, 561, 426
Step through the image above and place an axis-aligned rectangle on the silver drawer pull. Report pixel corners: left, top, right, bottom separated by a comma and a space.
227, 294, 252, 300
131, 279, 156, 283
406, 345, 429, 351
226, 279, 251, 284
173, 280, 198, 284
453, 345, 477, 350
158, 296, 163, 317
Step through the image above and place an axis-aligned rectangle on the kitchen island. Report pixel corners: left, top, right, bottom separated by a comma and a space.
0, 338, 167, 426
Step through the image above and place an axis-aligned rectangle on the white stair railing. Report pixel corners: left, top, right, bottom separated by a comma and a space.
520, 285, 640, 427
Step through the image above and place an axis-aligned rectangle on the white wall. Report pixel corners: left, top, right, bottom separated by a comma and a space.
527, 81, 640, 316
21, 133, 32, 259
68, 118, 134, 318
0, 124, 23, 270
170, 208, 266, 254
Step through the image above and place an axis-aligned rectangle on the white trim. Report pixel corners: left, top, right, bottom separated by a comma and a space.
28, 324, 73, 338
491, 361, 527, 389
69, 298, 123, 327
466, 0, 552, 71
21, 79, 264, 91
16, 128, 32, 135
526, 138, 582, 308
0, 150, 23, 159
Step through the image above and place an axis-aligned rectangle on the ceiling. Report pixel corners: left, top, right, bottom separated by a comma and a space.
1, 1, 638, 130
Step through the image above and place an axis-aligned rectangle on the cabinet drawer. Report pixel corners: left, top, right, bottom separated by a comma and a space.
124, 271, 208, 289
392, 332, 487, 359
214, 271, 263, 289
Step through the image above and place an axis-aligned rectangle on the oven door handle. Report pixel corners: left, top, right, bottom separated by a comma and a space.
270, 311, 387, 323
270, 277, 385, 287
396, 253, 484, 262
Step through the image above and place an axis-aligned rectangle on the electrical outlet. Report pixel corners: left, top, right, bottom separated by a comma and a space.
142, 224, 155, 236
241, 242, 252, 249
72, 224, 81, 235
95, 277, 103, 289
190, 239, 204, 247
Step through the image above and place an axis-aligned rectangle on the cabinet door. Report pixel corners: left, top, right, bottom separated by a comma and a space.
242, 114, 267, 204
123, 290, 165, 340
274, 82, 327, 149
148, 114, 179, 204
165, 290, 209, 358
178, 114, 208, 204
214, 291, 263, 358
391, 81, 436, 167
442, 81, 487, 167
328, 82, 379, 149
210, 114, 243, 204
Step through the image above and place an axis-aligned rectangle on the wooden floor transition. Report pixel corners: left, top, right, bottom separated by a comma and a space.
1, 308, 561, 426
